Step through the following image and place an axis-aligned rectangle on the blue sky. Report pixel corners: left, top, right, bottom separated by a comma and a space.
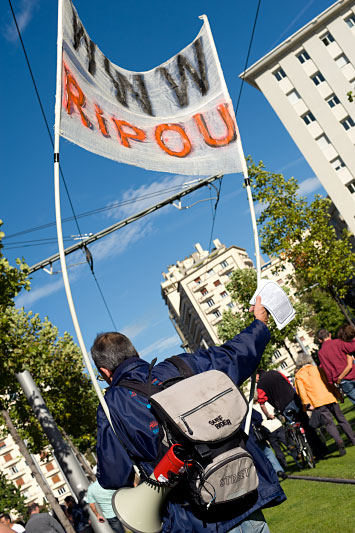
1, 0, 334, 363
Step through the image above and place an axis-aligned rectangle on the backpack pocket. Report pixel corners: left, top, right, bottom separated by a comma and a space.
197, 447, 259, 506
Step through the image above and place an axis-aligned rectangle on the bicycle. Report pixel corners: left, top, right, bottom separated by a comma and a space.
275, 410, 316, 469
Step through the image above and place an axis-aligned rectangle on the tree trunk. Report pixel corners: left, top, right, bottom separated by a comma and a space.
62, 429, 96, 482
329, 287, 355, 325
0, 404, 75, 533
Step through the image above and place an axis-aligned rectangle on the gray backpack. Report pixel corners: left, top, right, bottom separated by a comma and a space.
119, 356, 259, 512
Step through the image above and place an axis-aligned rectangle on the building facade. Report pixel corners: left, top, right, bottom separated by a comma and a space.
0, 433, 71, 508
241, 0, 355, 236
161, 240, 316, 376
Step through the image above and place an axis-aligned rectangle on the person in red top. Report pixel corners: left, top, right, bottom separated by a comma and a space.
317, 328, 355, 406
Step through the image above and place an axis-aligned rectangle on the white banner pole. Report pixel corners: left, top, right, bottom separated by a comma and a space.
201, 14, 261, 434
54, 0, 114, 428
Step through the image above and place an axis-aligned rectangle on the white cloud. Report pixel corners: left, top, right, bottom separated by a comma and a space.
140, 335, 180, 358
121, 319, 151, 340
105, 174, 195, 220
15, 276, 65, 308
298, 176, 322, 196
4, 0, 38, 43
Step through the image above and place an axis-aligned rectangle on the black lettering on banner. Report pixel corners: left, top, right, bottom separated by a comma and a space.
71, 5, 97, 76
103, 58, 153, 116
158, 37, 209, 108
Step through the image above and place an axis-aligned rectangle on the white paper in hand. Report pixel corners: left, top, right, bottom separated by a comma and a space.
249, 280, 295, 330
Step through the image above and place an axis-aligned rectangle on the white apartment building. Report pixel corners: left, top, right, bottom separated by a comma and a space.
241, 0, 355, 237
0, 432, 71, 508
161, 240, 315, 376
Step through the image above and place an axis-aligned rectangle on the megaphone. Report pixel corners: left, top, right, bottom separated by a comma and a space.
112, 444, 188, 533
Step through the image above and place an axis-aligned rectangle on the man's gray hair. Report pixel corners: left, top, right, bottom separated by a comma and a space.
295, 353, 315, 370
91, 332, 139, 373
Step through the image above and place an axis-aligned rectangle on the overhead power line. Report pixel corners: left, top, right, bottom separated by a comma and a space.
29, 175, 223, 274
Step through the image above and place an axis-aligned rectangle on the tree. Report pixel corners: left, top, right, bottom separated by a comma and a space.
217, 268, 309, 371
247, 158, 355, 316
296, 286, 347, 337
0, 470, 27, 519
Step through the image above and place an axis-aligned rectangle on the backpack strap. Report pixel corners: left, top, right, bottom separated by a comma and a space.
165, 355, 194, 378
118, 356, 194, 397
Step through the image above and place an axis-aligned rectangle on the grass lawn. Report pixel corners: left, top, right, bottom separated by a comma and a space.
263, 399, 355, 532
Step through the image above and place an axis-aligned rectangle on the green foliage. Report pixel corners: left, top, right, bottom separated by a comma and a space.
217, 269, 309, 370
297, 286, 348, 337
0, 220, 30, 311
0, 225, 98, 454
247, 158, 355, 299
0, 471, 27, 519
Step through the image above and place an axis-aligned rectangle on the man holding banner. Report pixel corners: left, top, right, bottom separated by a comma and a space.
92, 297, 285, 533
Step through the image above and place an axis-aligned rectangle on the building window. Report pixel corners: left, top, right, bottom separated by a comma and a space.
213, 310, 221, 318
46, 462, 54, 472
214, 280, 221, 287
220, 291, 228, 299
274, 350, 282, 359
206, 298, 215, 307
10, 465, 19, 474
297, 50, 310, 64
321, 32, 335, 46
331, 157, 345, 171
51, 474, 61, 484
280, 361, 288, 370
194, 277, 201, 284
220, 260, 228, 268
0, 441, 6, 449
346, 180, 355, 193
341, 116, 355, 130
207, 269, 214, 276
287, 89, 300, 104
302, 111, 316, 125
273, 68, 286, 81
4, 453, 12, 462
311, 72, 325, 86
326, 94, 340, 108
226, 271, 234, 278
345, 14, 355, 28
227, 302, 234, 309
335, 54, 350, 68
58, 486, 67, 495
22, 490, 30, 498
316, 134, 330, 149
16, 478, 24, 487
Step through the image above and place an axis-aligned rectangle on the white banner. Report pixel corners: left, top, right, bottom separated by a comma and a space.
59, 0, 244, 175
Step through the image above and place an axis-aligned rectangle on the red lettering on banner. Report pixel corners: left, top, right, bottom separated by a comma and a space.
155, 124, 192, 157
95, 104, 110, 137
111, 119, 146, 147
63, 63, 91, 128
193, 103, 236, 147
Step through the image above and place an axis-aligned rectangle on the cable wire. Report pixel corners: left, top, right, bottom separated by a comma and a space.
235, 0, 262, 117
8, 0, 118, 331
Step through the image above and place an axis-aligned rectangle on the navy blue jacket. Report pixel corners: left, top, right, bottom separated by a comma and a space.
96, 319, 286, 532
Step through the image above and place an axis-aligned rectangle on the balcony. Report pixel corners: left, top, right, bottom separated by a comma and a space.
211, 315, 223, 326
191, 280, 208, 293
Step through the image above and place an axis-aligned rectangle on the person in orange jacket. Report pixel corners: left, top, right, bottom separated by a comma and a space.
295, 355, 355, 456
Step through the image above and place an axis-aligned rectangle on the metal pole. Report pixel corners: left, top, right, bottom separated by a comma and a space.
16, 370, 113, 533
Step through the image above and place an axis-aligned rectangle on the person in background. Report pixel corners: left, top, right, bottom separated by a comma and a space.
295, 355, 355, 456
251, 408, 287, 480
256, 369, 327, 461
0, 514, 25, 533
64, 496, 92, 533
86, 480, 124, 533
25, 503, 64, 533
317, 328, 355, 406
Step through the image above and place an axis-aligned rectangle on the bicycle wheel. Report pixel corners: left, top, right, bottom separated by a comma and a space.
296, 432, 315, 469
285, 428, 303, 469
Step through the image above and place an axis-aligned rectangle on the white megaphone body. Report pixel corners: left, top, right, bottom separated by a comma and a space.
112, 444, 187, 533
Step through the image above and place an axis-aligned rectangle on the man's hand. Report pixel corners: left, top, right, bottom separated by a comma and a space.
249, 295, 268, 325
97, 516, 105, 523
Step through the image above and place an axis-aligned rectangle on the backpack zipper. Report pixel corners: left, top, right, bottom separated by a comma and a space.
179, 387, 233, 435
